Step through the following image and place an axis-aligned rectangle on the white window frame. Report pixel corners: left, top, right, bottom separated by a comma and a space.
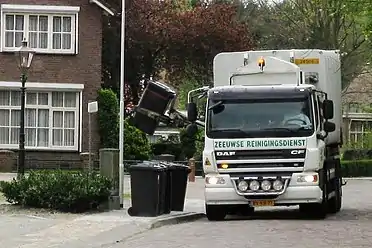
0, 81, 84, 151
0, 4, 80, 54
348, 119, 372, 146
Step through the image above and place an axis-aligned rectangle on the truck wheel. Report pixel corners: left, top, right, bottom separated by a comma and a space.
206, 205, 227, 221
299, 178, 328, 219
328, 177, 342, 214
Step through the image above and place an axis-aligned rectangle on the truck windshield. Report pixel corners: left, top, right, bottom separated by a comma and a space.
206, 97, 314, 138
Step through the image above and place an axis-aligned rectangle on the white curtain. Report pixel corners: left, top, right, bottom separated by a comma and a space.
0, 110, 10, 144
37, 109, 49, 147
64, 111, 75, 146
5, 15, 24, 48
25, 109, 36, 146
10, 110, 20, 144
52, 16, 71, 50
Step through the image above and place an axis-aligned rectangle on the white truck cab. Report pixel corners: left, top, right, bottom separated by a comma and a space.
186, 49, 343, 220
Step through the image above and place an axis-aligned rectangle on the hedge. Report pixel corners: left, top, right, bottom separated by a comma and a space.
0, 170, 112, 213
341, 160, 372, 177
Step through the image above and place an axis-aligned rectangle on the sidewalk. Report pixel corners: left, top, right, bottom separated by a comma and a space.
0, 174, 206, 248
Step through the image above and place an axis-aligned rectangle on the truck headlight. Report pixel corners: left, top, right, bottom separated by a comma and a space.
249, 180, 260, 191
273, 180, 284, 191
261, 180, 271, 191
237, 180, 248, 191
297, 174, 318, 183
206, 175, 225, 185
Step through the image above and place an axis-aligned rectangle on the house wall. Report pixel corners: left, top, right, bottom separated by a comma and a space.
0, 0, 103, 169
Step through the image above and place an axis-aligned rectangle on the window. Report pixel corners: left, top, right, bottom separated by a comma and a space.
349, 120, 372, 146
0, 90, 79, 150
1, 4, 79, 54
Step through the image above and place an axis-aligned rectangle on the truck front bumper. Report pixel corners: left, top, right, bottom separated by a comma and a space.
205, 173, 323, 206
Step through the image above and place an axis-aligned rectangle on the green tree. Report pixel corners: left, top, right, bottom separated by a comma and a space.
97, 88, 119, 148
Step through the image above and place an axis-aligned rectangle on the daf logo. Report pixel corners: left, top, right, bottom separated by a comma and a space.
216, 151, 236, 156
290, 150, 305, 155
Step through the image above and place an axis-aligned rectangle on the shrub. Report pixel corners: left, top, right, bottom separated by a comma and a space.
124, 120, 151, 160
97, 88, 119, 148
342, 149, 372, 160
0, 170, 112, 213
341, 160, 372, 177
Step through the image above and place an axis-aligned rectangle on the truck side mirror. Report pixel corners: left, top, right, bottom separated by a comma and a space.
324, 121, 336, 133
323, 100, 334, 119
187, 102, 198, 122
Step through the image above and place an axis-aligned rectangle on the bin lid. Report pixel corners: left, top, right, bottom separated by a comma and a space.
128, 161, 167, 171
159, 161, 189, 170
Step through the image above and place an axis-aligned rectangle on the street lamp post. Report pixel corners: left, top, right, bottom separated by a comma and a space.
15, 39, 35, 178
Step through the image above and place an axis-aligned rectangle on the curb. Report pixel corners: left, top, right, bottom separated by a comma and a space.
343, 177, 372, 180
149, 212, 206, 229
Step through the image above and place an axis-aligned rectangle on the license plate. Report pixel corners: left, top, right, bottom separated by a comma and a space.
251, 200, 274, 207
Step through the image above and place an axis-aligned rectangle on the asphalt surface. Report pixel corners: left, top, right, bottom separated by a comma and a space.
113, 179, 372, 248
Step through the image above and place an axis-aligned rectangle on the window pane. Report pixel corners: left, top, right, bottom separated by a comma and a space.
39, 16, 48, 31
5, 32, 14, 47
0, 91, 10, 105
53, 17, 61, 32
38, 93, 48, 105
64, 93, 76, 107
10, 128, 19, 144
37, 128, 48, 147
53, 34, 61, 49
26, 128, 36, 146
64, 111, 75, 128
38, 109, 49, 127
350, 121, 362, 132
11, 110, 20, 126
15, 15, 24, 30
52, 129, 63, 146
0, 127, 9, 144
64, 130, 74, 146
26, 92, 37, 105
26, 109, 36, 127
39, 33, 48, 48
53, 112, 63, 127
52, 92, 63, 107
11, 91, 21, 106
62, 17, 71, 32
29, 15, 37, 31
0, 110, 10, 126
15, 32, 23, 47
62, 34, 71, 49
29, 32, 37, 48
5, 15, 14, 30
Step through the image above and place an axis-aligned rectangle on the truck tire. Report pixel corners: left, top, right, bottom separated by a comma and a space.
328, 176, 342, 214
206, 205, 227, 221
299, 176, 328, 219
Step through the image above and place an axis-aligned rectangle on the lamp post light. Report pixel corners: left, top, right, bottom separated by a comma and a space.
15, 38, 35, 178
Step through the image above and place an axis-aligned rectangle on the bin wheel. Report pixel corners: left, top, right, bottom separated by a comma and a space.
206, 205, 226, 221
127, 207, 137, 216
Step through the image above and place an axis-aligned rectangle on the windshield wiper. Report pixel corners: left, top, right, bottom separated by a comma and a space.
209, 128, 253, 137
261, 127, 297, 133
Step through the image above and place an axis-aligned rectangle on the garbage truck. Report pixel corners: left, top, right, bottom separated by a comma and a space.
184, 49, 343, 220
131, 49, 343, 221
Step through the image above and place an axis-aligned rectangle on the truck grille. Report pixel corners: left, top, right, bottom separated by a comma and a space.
217, 162, 304, 169
215, 149, 306, 160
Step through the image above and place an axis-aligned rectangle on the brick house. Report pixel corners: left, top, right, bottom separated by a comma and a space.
0, 0, 115, 170
342, 71, 372, 146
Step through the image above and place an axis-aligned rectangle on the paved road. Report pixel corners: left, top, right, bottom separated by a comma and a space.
112, 179, 372, 248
